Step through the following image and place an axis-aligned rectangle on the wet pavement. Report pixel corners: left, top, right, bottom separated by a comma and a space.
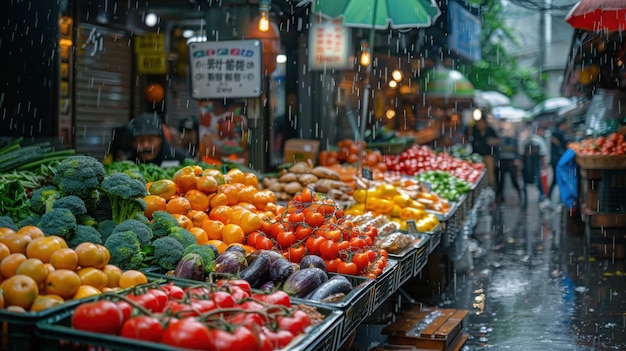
421, 180, 626, 350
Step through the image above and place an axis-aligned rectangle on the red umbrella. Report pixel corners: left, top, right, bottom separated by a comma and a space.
565, 0, 626, 32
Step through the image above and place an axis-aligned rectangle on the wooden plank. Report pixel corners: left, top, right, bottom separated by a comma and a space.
448, 334, 470, 351
420, 309, 456, 338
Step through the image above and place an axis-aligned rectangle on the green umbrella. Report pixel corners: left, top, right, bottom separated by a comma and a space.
311, 0, 442, 30
423, 67, 475, 106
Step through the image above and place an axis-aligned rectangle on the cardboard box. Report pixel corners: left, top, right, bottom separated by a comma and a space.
283, 139, 320, 164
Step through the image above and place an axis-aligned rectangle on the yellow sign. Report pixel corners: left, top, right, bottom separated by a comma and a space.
134, 33, 165, 54
137, 54, 167, 74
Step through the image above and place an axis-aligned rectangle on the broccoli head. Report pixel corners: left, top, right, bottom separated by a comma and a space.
0, 216, 18, 231
113, 219, 153, 246
52, 155, 106, 199
67, 225, 103, 248
38, 208, 77, 238
29, 185, 61, 214
168, 227, 197, 248
97, 219, 117, 243
52, 195, 87, 216
76, 214, 97, 227
150, 211, 179, 239
99, 172, 148, 224
183, 244, 217, 275
17, 214, 42, 229
104, 230, 144, 270
153, 236, 184, 270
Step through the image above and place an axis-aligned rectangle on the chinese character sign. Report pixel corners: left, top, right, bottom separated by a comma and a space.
188, 40, 262, 99
308, 21, 352, 71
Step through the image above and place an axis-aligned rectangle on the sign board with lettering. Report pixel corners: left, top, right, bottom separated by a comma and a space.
308, 21, 352, 71
188, 40, 262, 99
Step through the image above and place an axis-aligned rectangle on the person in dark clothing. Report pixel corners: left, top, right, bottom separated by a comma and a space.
496, 131, 523, 203
467, 116, 499, 189
177, 115, 199, 158
547, 119, 569, 200
129, 112, 190, 166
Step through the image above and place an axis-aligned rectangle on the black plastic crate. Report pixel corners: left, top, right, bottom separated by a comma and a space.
371, 259, 398, 312
389, 246, 416, 290
35, 292, 343, 351
412, 238, 430, 276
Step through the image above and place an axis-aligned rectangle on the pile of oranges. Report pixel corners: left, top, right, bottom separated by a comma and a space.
145, 166, 282, 254
0, 225, 148, 313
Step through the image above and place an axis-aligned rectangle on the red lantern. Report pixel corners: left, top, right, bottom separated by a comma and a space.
144, 83, 165, 103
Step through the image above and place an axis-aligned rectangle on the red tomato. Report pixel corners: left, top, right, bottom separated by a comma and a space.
294, 225, 313, 240
352, 252, 370, 272
259, 326, 295, 350
284, 244, 306, 264
72, 300, 124, 335
116, 300, 133, 324
305, 235, 325, 255
277, 310, 311, 336
120, 315, 163, 342
337, 261, 358, 275
212, 291, 235, 308
319, 240, 339, 260
276, 231, 297, 249
207, 326, 258, 351
252, 290, 291, 307
161, 318, 212, 349
162, 283, 185, 300
325, 258, 342, 273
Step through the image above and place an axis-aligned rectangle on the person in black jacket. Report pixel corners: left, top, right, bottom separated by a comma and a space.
129, 112, 190, 167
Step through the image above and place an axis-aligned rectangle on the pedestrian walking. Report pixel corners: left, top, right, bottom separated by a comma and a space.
520, 122, 549, 206
547, 119, 569, 201
496, 129, 522, 203
467, 114, 500, 190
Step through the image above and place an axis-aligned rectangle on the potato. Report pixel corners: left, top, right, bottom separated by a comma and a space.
311, 166, 341, 180
298, 173, 319, 186
289, 162, 312, 174
283, 181, 303, 194
279, 172, 298, 183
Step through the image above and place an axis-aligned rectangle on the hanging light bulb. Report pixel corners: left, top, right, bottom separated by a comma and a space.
391, 69, 403, 82
359, 42, 371, 67
258, 0, 271, 32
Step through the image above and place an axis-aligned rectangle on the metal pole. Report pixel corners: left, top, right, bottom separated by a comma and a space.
357, 0, 378, 176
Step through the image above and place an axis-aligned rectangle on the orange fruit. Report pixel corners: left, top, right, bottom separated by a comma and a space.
172, 214, 193, 231
185, 190, 210, 212
75, 243, 110, 269
202, 220, 224, 240
45, 269, 82, 300
205, 240, 228, 254
209, 205, 234, 225
102, 264, 123, 288
73, 285, 102, 300
189, 227, 209, 245
166, 196, 192, 215
15, 258, 48, 286
0, 242, 11, 262
118, 270, 148, 289
244, 173, 259, 188
228, 209, 246, 227
0, 253, 27, 278
16, 226, 45, 240
0, 233, 32, 254
209, 192, 229, 208
0, 227, 17, 237
217, 184, 240, 206
49, 247, 79, 271
26, 236, 68, 263
224, 168, 246, 184
76, 267, 108, 291
240, 211, 263, 235
144, 194, 167, 219
173, 166, 199, 193
237, 186, 257, 205
221, 224, 245, 245
232, 202, 257, 213
44, 263, 55, 275
187, 210, 210, 228
196, 175, 219, 194
149, 179, 178, 199
29, 295, 64, 312
2, 275, 39, 309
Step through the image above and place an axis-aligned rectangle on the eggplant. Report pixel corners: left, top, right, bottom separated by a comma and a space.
306, 275, 353, 302
282, 267, 328, 298
269, 258, 298, 283
239, 250, 272, 288
174, 253, 205, 281
213, 250, 247, 274
299, 255, 327, 272
259, 280, 277, 292
246, 249, 285, 266
225, 244, 247, 255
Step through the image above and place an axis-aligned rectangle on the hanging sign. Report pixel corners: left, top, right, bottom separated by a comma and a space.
188, 40, 262, 99
308, 21, 352, 71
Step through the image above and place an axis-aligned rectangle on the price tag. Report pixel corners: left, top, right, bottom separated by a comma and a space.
405, 220, 419, 234
362, 167, 373, 180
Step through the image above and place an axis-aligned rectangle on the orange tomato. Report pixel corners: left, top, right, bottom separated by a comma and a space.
16, 226, 45, 240
209, 192, 229, 209
202, 220, 225, 241
2, 275, 39, 309
217, 184, 239, 206
26, 235, 68, 263
45, 269, 82, 300
171, 214, 193, 231
189, 227, 209, 245
221, 224, 245, 245
102, 264, 123, 288
166, 196, 192, 215
185, 190, 210, 212
73, 285, 102, 299
76, 267, 108, 291
29, 295, 64, 312
0, 233, 32, 255
75, 243, 110, 269
173, 166, 199, 193
187, 210, 210, 228
118, 270, 148, 289
149, 179, 178, 199
205, 240, 228, 254
196, 174, 219, 194
244, 173, 259, 189
144, 194, 167, 219
15, 258, 48, 287
0, 253, 27, 278
239, 211, 263, 235
49, 247, 79, 271
209, 205, 234, 225
0, 242, 11, 262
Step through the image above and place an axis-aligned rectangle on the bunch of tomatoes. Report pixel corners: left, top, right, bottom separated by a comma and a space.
71, 279, 318, 351
569, 132, 626, 156
248, 188, 389, 279
317, 139, 388, 173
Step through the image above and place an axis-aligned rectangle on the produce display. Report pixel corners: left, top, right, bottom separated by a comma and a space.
568, 132, 626, 155
415, 170, 472, 202
67, 279, 326, 350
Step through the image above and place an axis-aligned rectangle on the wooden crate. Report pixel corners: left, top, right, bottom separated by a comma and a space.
578, 168, 626, 228
382, 306, 469, 351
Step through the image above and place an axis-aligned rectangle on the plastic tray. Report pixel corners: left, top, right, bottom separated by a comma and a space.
371, 259, 398, 312
35, 291, 343, 351
413, 244, 429, 276
389, 246, 416, 290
